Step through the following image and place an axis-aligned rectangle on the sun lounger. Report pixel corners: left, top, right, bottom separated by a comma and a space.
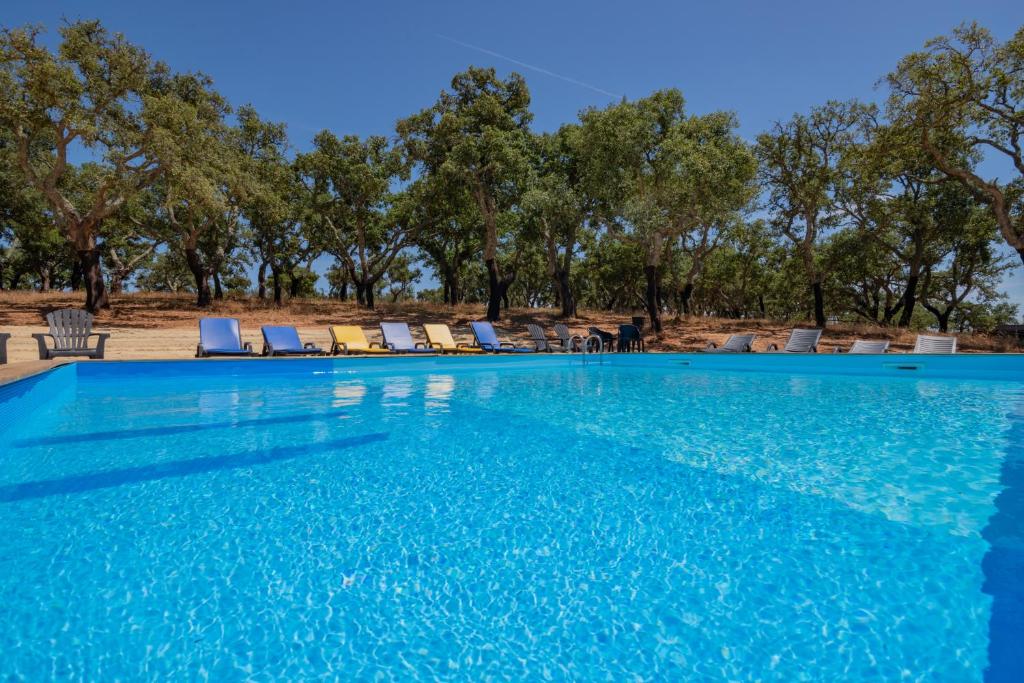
588, 327, 616, 352
380, 322, 435, 353
470, 321, 534, 353
617, 324, 644, 352
260, 325, 324, 356
913, 335, 957, 354
423, 324, 484, 353
527, 324, 571, 352
196, 317, 254, 358
766, 328, 822, 353
0, 332, 9, 364
33, 309, 110, 359
553, 323, 583, 351
329, 326, 391, 355
705, 334, 755, 353
840, 339, 890, 354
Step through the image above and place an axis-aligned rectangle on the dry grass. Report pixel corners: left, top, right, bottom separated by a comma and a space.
0, 290, 1015, 365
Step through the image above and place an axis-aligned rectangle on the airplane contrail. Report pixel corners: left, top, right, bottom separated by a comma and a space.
436, 34, 621, 99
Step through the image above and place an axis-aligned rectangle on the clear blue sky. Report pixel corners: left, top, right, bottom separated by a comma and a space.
5, 1, 1024, 303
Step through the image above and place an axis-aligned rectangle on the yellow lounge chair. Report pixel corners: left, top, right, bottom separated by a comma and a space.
423, 324, 484, 353
329, 326, 392, 355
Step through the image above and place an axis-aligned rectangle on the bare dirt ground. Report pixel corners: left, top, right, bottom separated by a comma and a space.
0, 290, 1015, 365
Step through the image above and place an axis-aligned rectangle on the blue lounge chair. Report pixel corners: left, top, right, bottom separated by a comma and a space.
196, 318, 254, 358
380, 322, 434, 353
261, 325, 324, 356
470, 321, 534, 353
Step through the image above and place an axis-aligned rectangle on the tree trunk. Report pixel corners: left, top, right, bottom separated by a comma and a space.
78, 248, 110, 313
811, 280, 826, 328
554, 268, 575, 318
289, 273, 301, 299
365, 283, 375, 310
39, 271, 51, 293
108, 274, 123, 295
644, 265, 662, 333
213, 271, 224, 300
271, 266, 283, 306
257, 261, 268, 299
338, 282, 348, 301
897, 274, 918, 328
69, 258, 83, 291
184, 248, 212, 308
485, 258, 505, 322
680, 282, 694, 315
449, 275, 461, 306
354, 281, 367, 307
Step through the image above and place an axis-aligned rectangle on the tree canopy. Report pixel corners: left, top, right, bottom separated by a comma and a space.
0, 18, 1020, 333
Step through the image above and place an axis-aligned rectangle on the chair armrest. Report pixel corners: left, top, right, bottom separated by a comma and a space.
415, 342, 428, 349
456, 342, 473, 349
369, 341, 383, 349
32, 333, 53, 360
304, 342, 317, 349
262, 344, 272, 356
766, 343, 778, 351
499, 341, 516, 349
243, 341, 253, 352
92, 332, 110, 359
705, 341, 717, 350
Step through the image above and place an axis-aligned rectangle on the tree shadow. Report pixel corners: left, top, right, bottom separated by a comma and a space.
0, 432, 388, 503
12, 409, 351, 447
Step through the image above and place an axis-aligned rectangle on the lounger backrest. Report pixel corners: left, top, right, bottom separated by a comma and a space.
784, 328, 822, 352
380, 322, 417, 350
262, 325, 302, 351
199, 317, 243, 351
724, 334, 755, 352
330, 326, 371, 350
527, 324, 547, 345
848, 339, 889, 354
46, 308, 93, 350
470, 321, 500, 348
618, 324, 640, 340
423, 324, 456, 348
553, 323, 572, 344
913, 335, 956, 354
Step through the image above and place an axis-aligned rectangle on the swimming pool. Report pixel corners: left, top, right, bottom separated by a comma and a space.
1, 355, 1021, 680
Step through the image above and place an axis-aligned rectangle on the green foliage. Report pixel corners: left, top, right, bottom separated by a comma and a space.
887, 23, 1024, 263
0, 17, 1020, 332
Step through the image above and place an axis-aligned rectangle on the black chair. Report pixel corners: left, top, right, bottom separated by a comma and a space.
617, 325, 644, 352
587, 326, 616, 352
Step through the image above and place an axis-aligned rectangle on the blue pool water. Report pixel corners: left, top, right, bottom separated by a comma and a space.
0, 355, 1022, 680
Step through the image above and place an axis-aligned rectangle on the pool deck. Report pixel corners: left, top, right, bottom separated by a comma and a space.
0, 360, 71, 387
